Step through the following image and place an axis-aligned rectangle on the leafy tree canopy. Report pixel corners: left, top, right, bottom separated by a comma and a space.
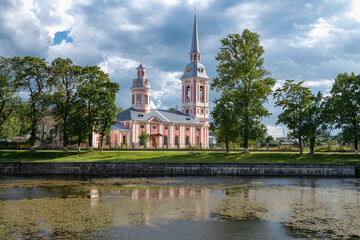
211, 29, 275, 152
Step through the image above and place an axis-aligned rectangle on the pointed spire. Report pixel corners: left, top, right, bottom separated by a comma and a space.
190, 11, 200, 53
138, 56, 144, 68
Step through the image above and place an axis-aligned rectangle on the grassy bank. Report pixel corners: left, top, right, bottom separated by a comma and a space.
0, 150, 360, 165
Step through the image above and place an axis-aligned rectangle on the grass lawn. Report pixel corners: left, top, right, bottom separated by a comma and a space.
0, 150, 360, 165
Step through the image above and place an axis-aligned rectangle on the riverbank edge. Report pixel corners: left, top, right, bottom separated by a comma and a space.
0, 162, 356, 177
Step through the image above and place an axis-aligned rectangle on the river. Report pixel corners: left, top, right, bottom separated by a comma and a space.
0, 176, 359, 239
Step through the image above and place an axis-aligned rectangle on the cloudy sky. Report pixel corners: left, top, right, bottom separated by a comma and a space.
1, 0, 360, 137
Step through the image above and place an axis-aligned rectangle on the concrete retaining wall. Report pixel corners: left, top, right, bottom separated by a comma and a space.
0, 162, 355, 177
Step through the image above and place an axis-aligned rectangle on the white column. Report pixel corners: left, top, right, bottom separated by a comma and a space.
180, 125, 184, 147
159, 123, 163, 147
135, 124, 139, 147
205, 128, 208, 148
169, 125, 174, 147
190, 126, 193, 145
146, 123, 151, 145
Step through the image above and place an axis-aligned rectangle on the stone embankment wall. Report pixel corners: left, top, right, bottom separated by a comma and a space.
0, 162, 355, 177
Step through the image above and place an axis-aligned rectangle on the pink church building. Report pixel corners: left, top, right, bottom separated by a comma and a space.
106, 13, 210, 148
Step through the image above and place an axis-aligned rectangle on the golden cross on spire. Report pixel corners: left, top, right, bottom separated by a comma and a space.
140, 56, 142, 65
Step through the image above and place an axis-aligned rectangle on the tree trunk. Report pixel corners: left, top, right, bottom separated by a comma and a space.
310, 137, 315, 154
243, 136, 249, 153
243, 115, 249, 153
355, 138, 358, 155
77, 141, 81, 152
88, 131, 93, 151
100, 135, 104, 152
29, 125, 36, 151
225, 141, 229, 153
298, 137, 303, 154
63, 121, 68, 152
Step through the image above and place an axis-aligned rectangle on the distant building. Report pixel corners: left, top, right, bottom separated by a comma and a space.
275, 137, 296, 145
209, 132, 217, 145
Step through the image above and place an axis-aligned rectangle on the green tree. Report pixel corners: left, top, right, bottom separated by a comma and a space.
0, 102, 30, 139
274, 80, 313, 154
78, 66, 119, 151
210, 91, 239, 153
68, 99, 89, 152
211, 29, 275, 153
49, 58, 83, 151
139, 131, 149, 146
327, 73, 360, 155
117, 106, 124, 114
303, 91, 328, 154
77, 66, 101, 151
12, 56, 51, 151
265, 135, 275, 143
0, 57, 21, 136
95, 79, 119, 151
168, 107, 176, 111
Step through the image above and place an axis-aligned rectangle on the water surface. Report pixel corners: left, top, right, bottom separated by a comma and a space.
0, 176, 359, 239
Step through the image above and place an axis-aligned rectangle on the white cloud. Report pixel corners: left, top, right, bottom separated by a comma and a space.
266, 125, 287, 138
99, 55, 138, 75
150, 71, 183, 109
347, 0, 360, 22
272, 79, 286, 91
44, 1, 74, 40
303, 79, 333, 87
1, 0, 52, 55
286, 17, 339, 48
224, 2, 269, 31
187, 0, 213, 9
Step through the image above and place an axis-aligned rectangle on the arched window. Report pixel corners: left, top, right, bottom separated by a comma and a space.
186, 136, 189, 146
136, 94, 141, 104
186, 86, 190, 100
186, 109, 189, 114
175, 136, 179, 146
200, 86, 204, 100
164, 136, 168, 146
132, 94, 135, 104
144, 94, 148, 105
123, 135, 126, 144
106, 135, 110, 145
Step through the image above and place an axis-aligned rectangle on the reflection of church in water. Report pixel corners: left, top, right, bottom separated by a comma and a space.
89, 187, 210, 225
102, 13, 210, 148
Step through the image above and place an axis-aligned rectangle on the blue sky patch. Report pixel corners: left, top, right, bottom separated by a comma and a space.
51, 30, 73, 46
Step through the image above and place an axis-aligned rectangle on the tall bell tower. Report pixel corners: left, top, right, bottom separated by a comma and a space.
131, 58, 151, 113
180, 12, 210, 126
